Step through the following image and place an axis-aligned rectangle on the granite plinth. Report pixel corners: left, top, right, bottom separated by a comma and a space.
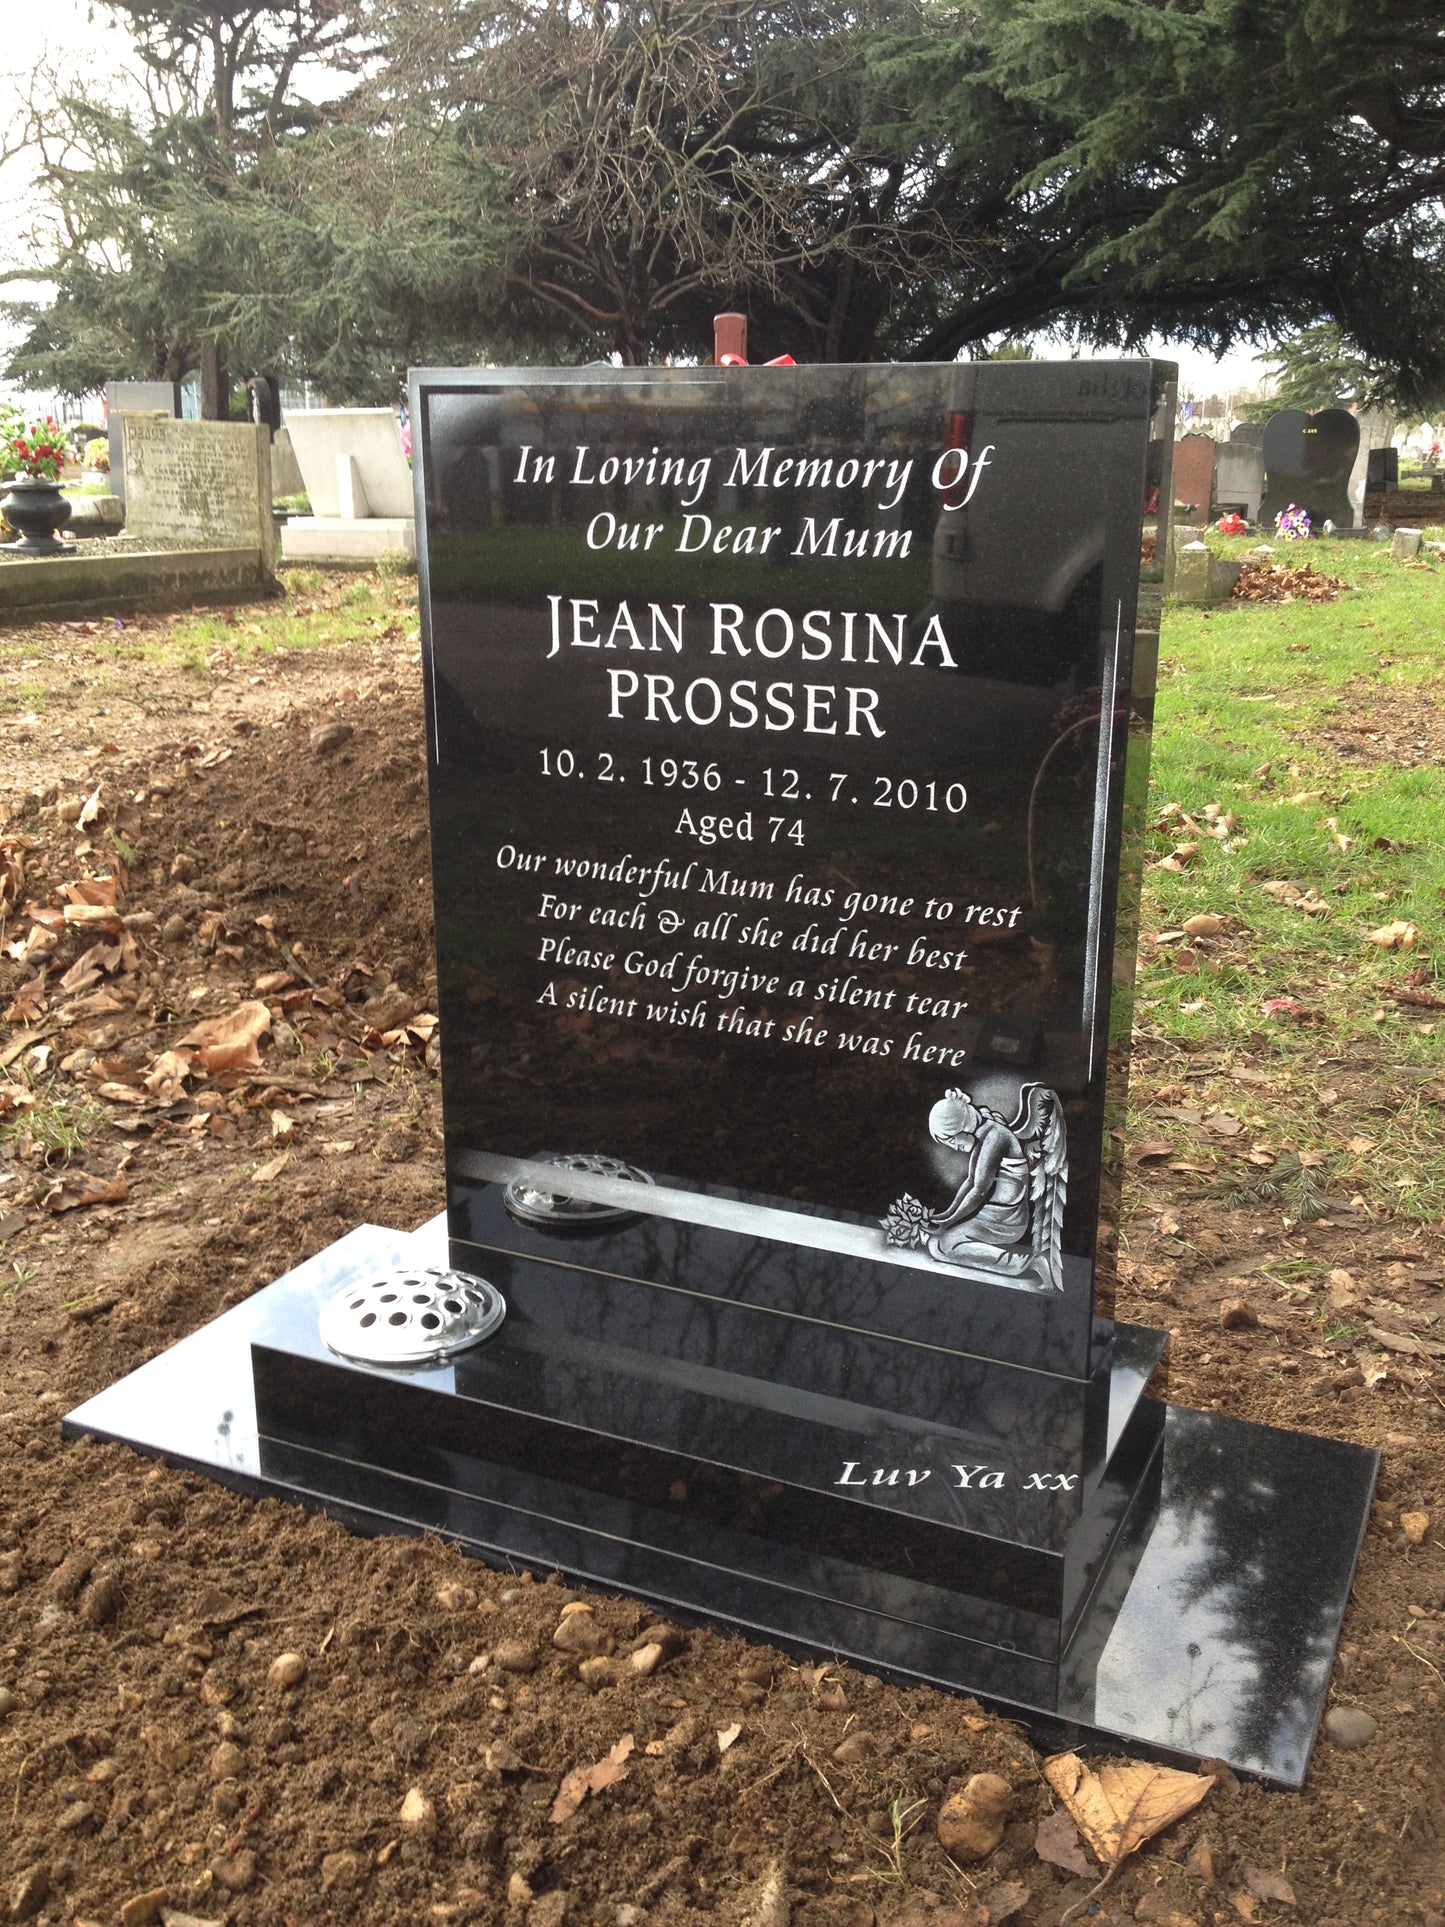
64, 1217, 1377, 1788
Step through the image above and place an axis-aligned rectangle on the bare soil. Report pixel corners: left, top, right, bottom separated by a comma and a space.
1, 593, 1442, 1927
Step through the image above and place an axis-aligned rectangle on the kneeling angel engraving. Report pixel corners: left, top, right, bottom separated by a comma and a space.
883, 1085, 1067, 1291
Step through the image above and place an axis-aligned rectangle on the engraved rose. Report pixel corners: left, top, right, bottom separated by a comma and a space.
882, 1193, 932, 1249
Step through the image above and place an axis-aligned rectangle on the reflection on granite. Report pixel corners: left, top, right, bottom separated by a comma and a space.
64, 1220, 1376, 1787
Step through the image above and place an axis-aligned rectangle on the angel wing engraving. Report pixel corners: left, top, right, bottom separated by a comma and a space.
882, 1084, 1068, 1291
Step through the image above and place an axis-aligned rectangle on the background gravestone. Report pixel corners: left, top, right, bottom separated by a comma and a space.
105, 379, 181, 505
282, 406, 416, 560
119, 416, 275, 573
1172, 432, 1216, 525
1214, 435, 1265, 523
284, 407, 414, 518
1261, 407, 1360, 529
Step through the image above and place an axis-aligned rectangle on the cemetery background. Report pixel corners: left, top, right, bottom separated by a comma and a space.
0, 541, 1442, 1925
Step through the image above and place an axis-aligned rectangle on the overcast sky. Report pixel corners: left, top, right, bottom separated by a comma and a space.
0, 4, 1275, 400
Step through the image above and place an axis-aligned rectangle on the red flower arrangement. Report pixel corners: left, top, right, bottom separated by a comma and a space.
4, 417, 66, 482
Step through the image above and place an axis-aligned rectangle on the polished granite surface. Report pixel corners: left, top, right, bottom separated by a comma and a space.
415, 361, 1172, 1380
65, 1217, 1377, 1788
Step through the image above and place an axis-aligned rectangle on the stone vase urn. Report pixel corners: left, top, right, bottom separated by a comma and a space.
1, 475, 73, 554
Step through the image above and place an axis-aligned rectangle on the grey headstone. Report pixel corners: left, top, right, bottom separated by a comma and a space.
1214, 442, 1265, 523
1391, 527, 1423, 561
119, 416, 274, 574
105, 380, 181, 505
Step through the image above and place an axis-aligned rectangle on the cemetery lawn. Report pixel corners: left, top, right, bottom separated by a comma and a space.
0, 556, 1441, 1927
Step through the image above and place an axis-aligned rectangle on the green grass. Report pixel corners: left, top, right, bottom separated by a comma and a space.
0, 570, 419, 685
0, 1083, 106, 1165
1133, 537, 1445, 1217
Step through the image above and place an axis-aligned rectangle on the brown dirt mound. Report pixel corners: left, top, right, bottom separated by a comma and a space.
2, 600, 1443, 1926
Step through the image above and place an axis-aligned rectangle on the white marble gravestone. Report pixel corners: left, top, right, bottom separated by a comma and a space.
281, 408, 416, 562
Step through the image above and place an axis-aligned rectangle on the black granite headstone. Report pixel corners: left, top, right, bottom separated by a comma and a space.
65, 360, 1378, 1786
1366, 447, 1399, 494
1261, 406, 1360, 529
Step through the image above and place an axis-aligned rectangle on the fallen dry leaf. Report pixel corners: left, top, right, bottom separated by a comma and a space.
549, 1734, 634, 1824
252, 1151, 291, 1184
1034, 1809, 1092, 1879
979, 1880, 1031, 1923
1232, 561, 1343, 604
45, 1174, 128, 1214
1042, 1752, 1214, 1871
176, 1000, 273, 1055
1365, 920, 1419, 951
1131, 1140, 1173, 1163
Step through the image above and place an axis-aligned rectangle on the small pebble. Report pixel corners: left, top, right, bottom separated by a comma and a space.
1324, 1706, 1378, 1750
0, 1686, 18, 1719
507, 1871, 534, 1907
1401, 1511, 1431, 1547
493, 1640, 539, 1674
79, 1570, 121, 1626
10, 1865, 50, 1922
435, 1582, 476, 1612
321, 1850, 366, 1893
553, 1610, 614, 1657
310, 721, 354, 755
210, 1848, 257, 1892
267, 1651, 307, 1689
210, 1740, 246, 1780
831, 1731, 876, 1765
1219, 1297, 1259, 1331
119, 1888, 169, 1927
400, 1785, 437, 1832
936, 1772, 1013, 1860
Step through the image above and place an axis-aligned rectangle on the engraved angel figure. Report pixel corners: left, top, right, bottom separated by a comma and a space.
882, 1085, 1068, 1291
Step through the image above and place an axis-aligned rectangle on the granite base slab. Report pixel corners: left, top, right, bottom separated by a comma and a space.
63, 1218, 1378, 1788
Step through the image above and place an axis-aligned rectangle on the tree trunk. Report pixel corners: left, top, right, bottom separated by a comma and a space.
200, 345, 229, 421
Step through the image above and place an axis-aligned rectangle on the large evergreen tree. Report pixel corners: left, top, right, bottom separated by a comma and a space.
2, 0, 368, 403
6, 0, 1443, 398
